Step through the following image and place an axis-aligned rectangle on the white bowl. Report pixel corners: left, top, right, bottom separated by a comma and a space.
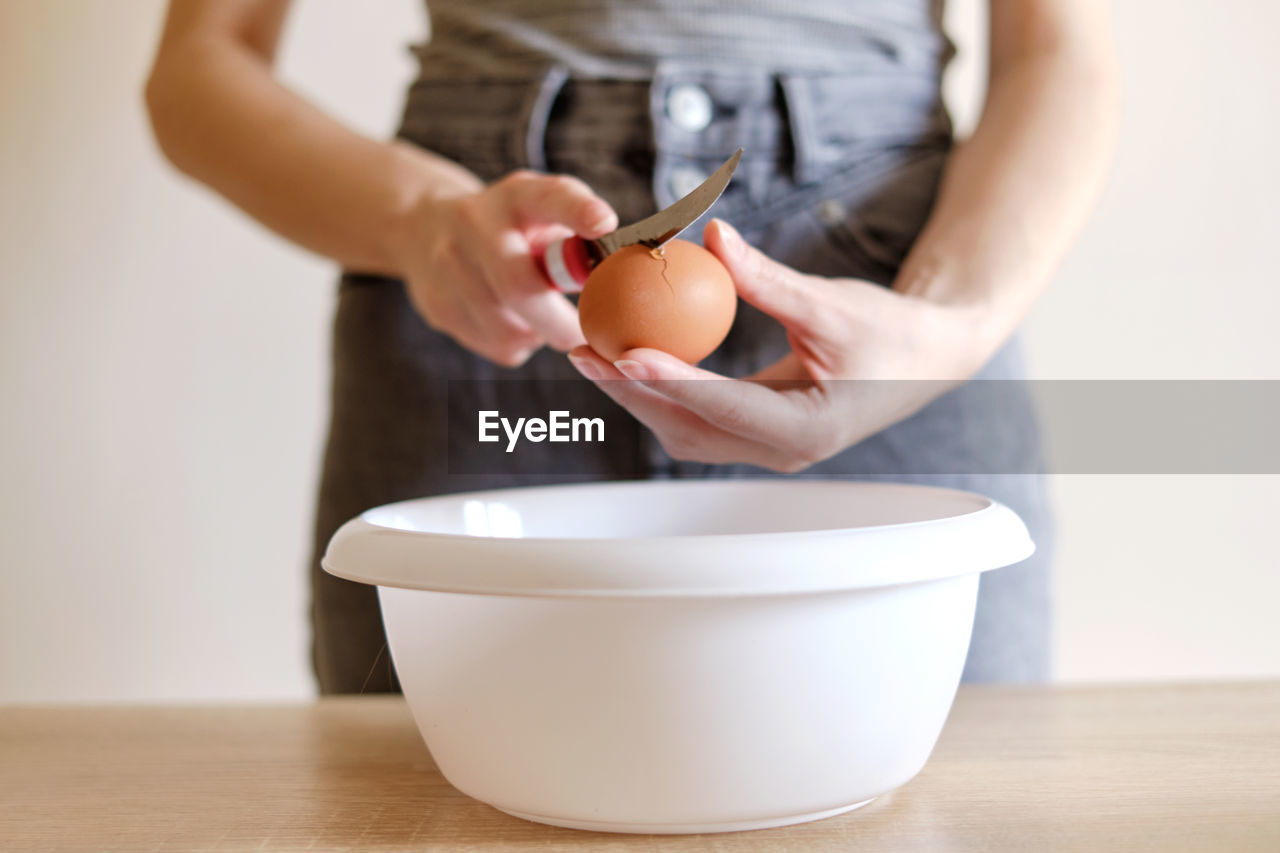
323, 480, 1033, 834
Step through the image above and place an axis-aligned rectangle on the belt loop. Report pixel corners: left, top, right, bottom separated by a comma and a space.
516, 64, 570, 172
777, 72, 819, 185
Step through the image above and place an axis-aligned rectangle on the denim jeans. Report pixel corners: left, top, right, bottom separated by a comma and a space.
309, 65, 1053, 693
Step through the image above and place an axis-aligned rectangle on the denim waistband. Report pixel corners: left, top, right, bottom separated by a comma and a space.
401, 65, 949, 164
397, 64, 952, 229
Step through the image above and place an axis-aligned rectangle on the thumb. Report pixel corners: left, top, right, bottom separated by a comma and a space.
704, 219, 826, 331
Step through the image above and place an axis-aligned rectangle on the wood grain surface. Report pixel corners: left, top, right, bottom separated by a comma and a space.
2, 684, 1278, 852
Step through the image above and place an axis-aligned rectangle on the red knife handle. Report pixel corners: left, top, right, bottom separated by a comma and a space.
538, 236, 595, 294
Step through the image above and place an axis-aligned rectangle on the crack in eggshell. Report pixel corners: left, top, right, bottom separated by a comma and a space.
657, 254, 675, 296
645, 246, 675, 296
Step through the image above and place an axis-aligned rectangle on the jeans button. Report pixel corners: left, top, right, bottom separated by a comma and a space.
668, 164, 709, 200
666, 83, 713, 133
816, 199, 847, 226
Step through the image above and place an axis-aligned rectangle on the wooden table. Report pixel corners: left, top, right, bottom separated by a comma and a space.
2, 684, 1277, 852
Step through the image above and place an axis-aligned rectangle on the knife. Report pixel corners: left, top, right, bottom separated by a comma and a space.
539, 148, 743, 293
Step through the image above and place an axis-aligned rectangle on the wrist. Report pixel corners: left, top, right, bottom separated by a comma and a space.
381, 142, 483, 276
893, 252, 1023, 374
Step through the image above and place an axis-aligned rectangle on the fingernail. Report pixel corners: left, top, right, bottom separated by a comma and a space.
613, 359, 651, 381
714, 219, 742, 252
586, 205, 616, 234
568, 354, 602, 381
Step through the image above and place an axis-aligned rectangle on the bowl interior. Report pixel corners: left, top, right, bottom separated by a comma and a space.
363, 480, 991, 541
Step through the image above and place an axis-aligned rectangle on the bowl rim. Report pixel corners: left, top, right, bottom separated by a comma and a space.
359, 479, 995, 545
322, 480, 1036, 597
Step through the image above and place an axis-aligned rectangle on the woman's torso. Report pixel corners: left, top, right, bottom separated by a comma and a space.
307, 0, 1052, 691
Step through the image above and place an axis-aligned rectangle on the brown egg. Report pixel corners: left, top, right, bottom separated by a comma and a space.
577, 239, 737, 364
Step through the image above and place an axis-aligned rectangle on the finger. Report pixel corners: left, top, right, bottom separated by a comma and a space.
609, 347, 822, 450
450, 292, 542, 367
744, 353, 812, 387
568, 348, 720, 444
513, 287, 587, 352
703, 218, 831, 333
464, 292, 544, 365
480, 229, 587, 351
567, 348, 802, 469
502, 172, 618, 237
433, 251, 543, 367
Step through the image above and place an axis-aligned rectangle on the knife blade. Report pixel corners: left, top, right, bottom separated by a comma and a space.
540, 148, 743, 293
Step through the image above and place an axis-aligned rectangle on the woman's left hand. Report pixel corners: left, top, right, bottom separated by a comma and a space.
567, 219, 996, 473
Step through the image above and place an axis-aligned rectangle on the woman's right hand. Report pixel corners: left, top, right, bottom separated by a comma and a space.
389, 169, 618, 367
145, 0, 616, 368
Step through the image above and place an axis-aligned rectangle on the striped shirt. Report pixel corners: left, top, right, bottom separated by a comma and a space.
413, 0, 953, 80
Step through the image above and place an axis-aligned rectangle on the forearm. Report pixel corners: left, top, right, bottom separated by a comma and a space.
145, 32, 481, 276
894, 33, 1120, 356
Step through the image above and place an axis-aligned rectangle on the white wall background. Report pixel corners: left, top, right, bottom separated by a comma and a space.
1, 0, 1276, 702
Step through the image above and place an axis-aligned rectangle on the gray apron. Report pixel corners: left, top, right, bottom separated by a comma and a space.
309, 64, 1053, 693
